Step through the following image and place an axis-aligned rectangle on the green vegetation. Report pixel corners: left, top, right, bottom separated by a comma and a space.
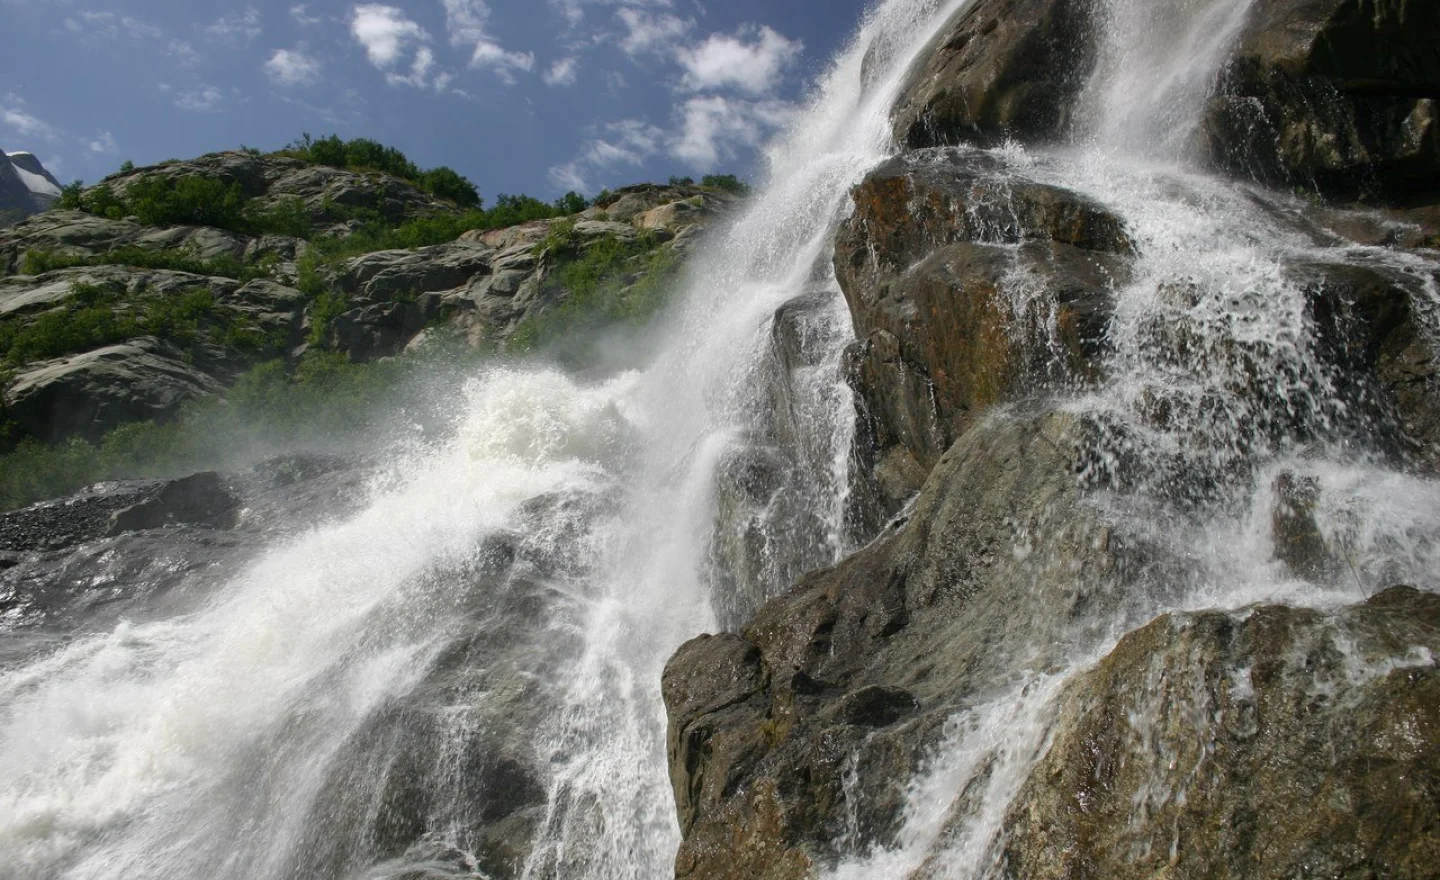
701, 174, 751, 195
67, 178, 314, 239
305, 192, 583, 261
20, 247, 278, 285
0, 280, 269, 368
278, 133, 481, 208
0, 350, 441, 511
510, 229, 683, 351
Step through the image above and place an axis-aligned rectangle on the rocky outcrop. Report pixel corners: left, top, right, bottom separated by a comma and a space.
890, 0, 1100, 149
1002, 586, 1440, 880
105, 151, 464, 232
4, 337, 228, 443
835, 148, 1129, 518
1300, 259, 1440, 471
1203, 0, 1440, 202
666, 409, 1135, 879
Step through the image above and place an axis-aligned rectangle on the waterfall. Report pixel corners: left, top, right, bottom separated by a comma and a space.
4, 0, 1436, 877
0, 1, 977, 878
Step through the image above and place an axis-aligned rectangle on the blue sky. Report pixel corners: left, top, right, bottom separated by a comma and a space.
0, 0, 871, 201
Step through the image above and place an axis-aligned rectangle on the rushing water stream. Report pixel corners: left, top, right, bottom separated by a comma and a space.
3, 0, 1438, 878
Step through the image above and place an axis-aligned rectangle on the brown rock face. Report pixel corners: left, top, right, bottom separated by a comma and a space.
834, 149, 1129, 516
1003, 586, 1440, 880
890, 0, 1101, 149
665, 411, 1132, 879
1203, 0, 1440, 202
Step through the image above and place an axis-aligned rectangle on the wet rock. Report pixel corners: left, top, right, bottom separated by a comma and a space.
667, 410, 1136, 879
1301, 259, 1440, 471
890, 0, 1100, 149
106, 471, 239, 534
835, 149, 1129, 520
1002, 586, 1440, 879
1203, 0, 1440, 203
1271, 470, 1339, 581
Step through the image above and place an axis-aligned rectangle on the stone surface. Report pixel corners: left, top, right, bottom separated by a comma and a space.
890, 0, 1100, 149
1002, 586, 1440, 880
1300, 259, 1440, 471
1203, 0, 1440, 202
834, 149, 1129, 517
4, 336, 228, 443
666, 409, 1133, 879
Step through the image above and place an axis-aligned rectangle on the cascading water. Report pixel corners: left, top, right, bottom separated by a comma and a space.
3, 0, 1436, 877
0, 2, 979, 878
824, 0, 1440, 876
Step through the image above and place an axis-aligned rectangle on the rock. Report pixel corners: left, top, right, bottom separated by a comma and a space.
1300, 259, 1440, 471
0, 209, 300, 276
1271, 470, 1341, 581
4, 336, 227, 443
106, 471, 239, 534
1002, 586, 1440, 879
710, 292, 855, 627
1202, 0, 1440, 202
890, 0, 1100, 149
666, 409, 1135, 879
834, 149, 1129, 519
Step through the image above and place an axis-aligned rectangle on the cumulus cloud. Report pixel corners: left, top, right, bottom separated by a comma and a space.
265, 47, 323, 87
175, 84, 225, 112
441, 0, 534, 83
548, 161, 590, 193
543, 57, 579, 87
677, 25, 802, 95
671, 94, 794, 168
350, 4, 429, 67
205, 6, 263, 45
88, 131, 118, 154
617, 9, 693, 57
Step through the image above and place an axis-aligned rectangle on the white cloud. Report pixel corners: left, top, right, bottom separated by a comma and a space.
441, 0, 534, 82
385, 45, 436, 87
290, 4, 322, 26
205, 6, 263, 45
671, 95, 794, 169
617, 8, 692, 57
88, 131, 118, 154
543, 57, 579, 87
545, 117, 664, 194
350, 4, 429, 67
677, 25, 801, 95
548, 161, 589, 194
70, 11, 164, 42
175, 84, 225, 112
169, 40, 200, 67
265, 47, 322, 87
1, 94, 61, 142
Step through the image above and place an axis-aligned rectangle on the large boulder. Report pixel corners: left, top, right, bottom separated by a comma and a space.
1203, 0, 1440, 202
666, 409, 1137, 879
3, 336, 227, 443
834, 148, 1130, 515
1002, 586, 1440, 880
890, 0, 1100, 149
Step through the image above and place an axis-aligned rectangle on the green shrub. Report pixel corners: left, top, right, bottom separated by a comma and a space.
125, 176, 248, 228
701, 174, 751, 196
57, 181, 84, 210
19, 247, 269, 284
280, 133, 481, 208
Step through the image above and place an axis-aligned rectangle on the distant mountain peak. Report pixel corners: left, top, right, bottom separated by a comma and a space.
0, 151, 61, 226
